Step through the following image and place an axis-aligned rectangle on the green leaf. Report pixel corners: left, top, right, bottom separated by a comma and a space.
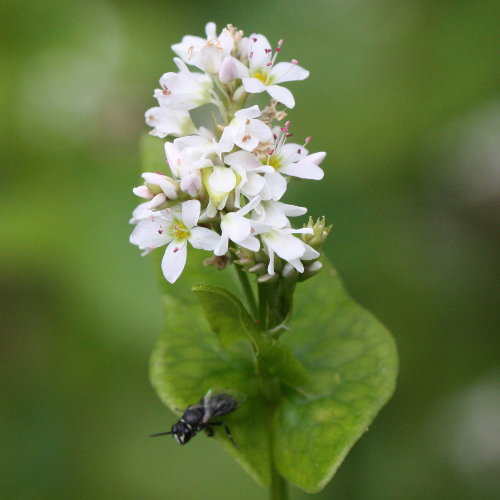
191, 285, 252, 348
149, 251, 397, 492
273, 261, 398, 492
193, 285, 310, 389
150, 255, 273, 486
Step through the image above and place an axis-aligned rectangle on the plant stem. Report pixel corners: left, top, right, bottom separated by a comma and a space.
270, 462, 288, 500
234, 265, 258, 319
258, 283, 268, 330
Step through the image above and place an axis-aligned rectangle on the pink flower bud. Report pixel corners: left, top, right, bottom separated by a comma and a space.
219, 56, 239, 83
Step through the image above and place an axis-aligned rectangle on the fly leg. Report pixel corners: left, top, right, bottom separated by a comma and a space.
210, 421, 237, 447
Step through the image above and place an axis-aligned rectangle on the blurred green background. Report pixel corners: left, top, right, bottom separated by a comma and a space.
1, 0, 499, 498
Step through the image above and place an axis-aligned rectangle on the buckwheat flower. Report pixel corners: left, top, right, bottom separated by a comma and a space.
218, 56, 240, 84
145, 107, 196, 138
265, 129, 326, 181
214, 196, 263, 256
260, 227, 318, 275
165, 140, 212, 197
129, 201, 155, 224
202, 166, 237, 217
132, 172, 179, 209
282, 243, 321, 277
224, 150, 274, 207
172, 128, 221, 162
130, 200, 220, 283
218, 105, 273, 153
252, 200, 307, 228
223, 149, 287, 201
153, 58, 213, 111
269, 147, 326, 180
172, 22, 234, 74
223, 35, 309, 108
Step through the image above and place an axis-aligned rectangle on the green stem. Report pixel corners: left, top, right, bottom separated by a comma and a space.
270, 463, 288, 500
258, 283, 268, 330
234, 265, 258, 319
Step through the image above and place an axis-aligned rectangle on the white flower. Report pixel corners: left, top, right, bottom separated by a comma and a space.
145, 107, 196, 138
268, 143, 325, 180
259, 134, 326, 200
165, 139, 212, 197
172, 22, 234, 74
218, 105, 273, 153
130, 200, 220, 283
154, 58, 213, 111
223, 35, 309, 108
201, 166, 237, 217
260, 227, 319, 275
172, 128, 220, 162
224, 150, 274, 207
214, 196, 262, 256
132, 172, 179, 209
252, 200, 307, 228
129, 201, 155, 224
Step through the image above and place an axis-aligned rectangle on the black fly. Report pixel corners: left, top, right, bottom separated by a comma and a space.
150, 392, 238, 445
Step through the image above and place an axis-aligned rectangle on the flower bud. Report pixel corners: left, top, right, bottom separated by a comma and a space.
142, 172, 179, 200
298, 261, 323, 282
257, 273, 279, 284
219, 56, 239, 83
248, 263, 267, 275
281, 263, 298, 279
302, 216, 332, 250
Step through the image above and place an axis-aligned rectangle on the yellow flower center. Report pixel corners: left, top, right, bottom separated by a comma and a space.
252, 71, 268, 84
172, 220, 190, 240
263, 154, 282, 170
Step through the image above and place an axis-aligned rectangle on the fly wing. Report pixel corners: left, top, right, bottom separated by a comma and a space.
202, 393, 238, 423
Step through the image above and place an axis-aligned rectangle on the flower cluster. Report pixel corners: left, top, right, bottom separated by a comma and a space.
130, 22, 330, 284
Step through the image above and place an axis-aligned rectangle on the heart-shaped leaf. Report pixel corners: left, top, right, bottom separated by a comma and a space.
149, 252, 397, 492
272, 262, 398, 492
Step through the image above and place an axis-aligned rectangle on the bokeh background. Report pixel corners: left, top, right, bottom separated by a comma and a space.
1, 1, 499, 498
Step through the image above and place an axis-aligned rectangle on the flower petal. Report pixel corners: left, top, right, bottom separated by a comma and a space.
280, 161, 324, 180
218, 29, 234, 56
181, 199, 200, 228
234, 105, 261, 120
241, 171, 265, 196
209, 166, 237, 193
288, 258, 305, 273
129, 202, 155, 224
161, 241, 187, 283
270, 62, 309, 84
247, 34, 272, 70
302, 243, 320, 260
266, 85, 295, 108
238, 235, 260, 252
263, 172, 287, 200
246, 119, 273, 142
219, 56, 239, 83
263, 231, 305, 261
242, 77, 267, 94
130, 218, 170, 249
275, 201, 307, 217
214, 233, 229, 256
189, 226, 220, 251
225, 215, 252, 242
